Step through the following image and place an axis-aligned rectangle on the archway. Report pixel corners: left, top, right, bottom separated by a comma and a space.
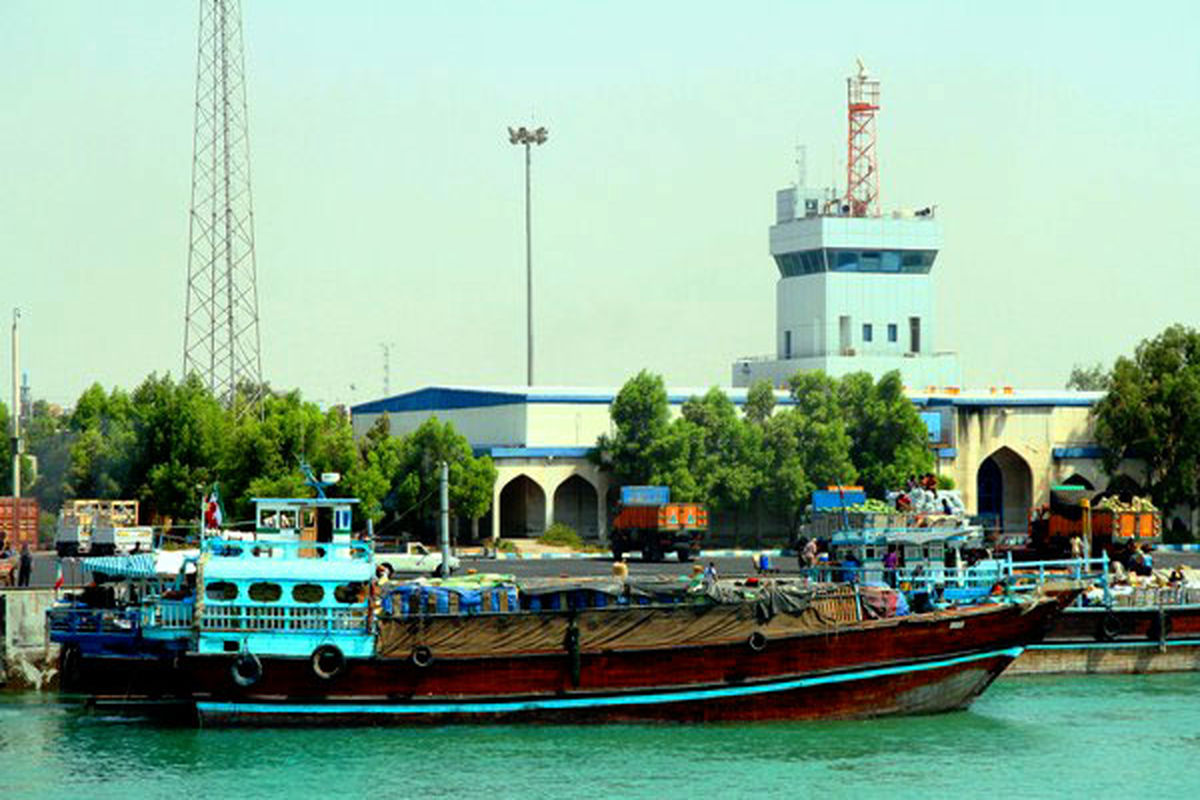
1060, 473, 1095, 490
498, 475, 546, 538
552, 475, 599, 540
976, 447, 1033, 533
1103, 474, 1142, 502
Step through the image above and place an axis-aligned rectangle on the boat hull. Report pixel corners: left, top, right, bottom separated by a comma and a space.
1007, 604, 1200, 675
186, 599, 1057, 726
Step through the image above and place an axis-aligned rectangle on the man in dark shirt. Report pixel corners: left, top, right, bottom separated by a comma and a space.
18, 544, 33, 587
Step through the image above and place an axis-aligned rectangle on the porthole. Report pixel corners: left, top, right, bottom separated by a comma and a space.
292, 583, 325, 604
205, 581, 239, 601
248, 582, 282, 603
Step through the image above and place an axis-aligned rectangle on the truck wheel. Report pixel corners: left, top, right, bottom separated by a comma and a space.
676, 548, 692, 563
644, 545, 662, 563
612, 547, 624, 561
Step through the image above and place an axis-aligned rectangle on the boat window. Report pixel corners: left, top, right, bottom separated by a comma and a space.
278, 510, 296, 529
334, 582, 366, 604
292, 583, 325, 604
248, 582, 282, 603
302, 508, 316, 528
206, 581, 239, 601
258, 509, 279, 529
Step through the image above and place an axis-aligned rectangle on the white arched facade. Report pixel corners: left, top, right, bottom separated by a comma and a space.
489, 458, 610, 543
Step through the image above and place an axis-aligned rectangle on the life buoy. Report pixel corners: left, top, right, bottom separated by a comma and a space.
1096, 612, 1122, 642
411, 645, 434, 668
231, 651, 263, 687
311, 644, 345, 680
748, 631, 768, 652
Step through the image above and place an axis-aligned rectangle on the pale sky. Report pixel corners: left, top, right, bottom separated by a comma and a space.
3, 1, 1198, 408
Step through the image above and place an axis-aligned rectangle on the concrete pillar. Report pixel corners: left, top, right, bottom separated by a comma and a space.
543, 478, 556, 534
491, 479, 502, 541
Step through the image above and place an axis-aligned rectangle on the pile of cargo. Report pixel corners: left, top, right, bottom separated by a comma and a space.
1094, 495, 1158, 513
885, 488, 967, 517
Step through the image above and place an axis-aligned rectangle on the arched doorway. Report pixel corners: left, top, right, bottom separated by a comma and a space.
552, 475, 599, 540
1060, 473, 1095, 490
499, 475, 546, 538
976, 447, 1033, 533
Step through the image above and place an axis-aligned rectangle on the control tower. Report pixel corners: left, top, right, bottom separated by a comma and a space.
732, 65, 961, 390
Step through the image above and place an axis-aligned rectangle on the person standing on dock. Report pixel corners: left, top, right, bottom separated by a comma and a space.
17, 544, 32, 587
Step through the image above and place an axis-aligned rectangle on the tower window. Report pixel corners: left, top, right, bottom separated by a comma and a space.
784, 330, 792, 359
888, 323, 898, 343
909, 317, 922, 354
862, 323, 873, 343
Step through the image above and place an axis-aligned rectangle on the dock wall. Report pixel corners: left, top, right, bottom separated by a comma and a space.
0, 588, 60, 690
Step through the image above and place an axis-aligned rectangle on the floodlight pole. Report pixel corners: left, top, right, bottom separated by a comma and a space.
508, 125, 548, 386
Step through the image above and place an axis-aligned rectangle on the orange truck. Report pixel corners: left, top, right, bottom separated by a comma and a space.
1029, 486, 1160, 557
610, 486, 708, 563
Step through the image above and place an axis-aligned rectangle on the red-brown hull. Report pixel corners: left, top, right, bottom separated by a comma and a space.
189, 599, 1057, 725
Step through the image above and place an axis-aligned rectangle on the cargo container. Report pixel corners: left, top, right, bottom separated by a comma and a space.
619, 485, 671, 507
0, 497, 40, 549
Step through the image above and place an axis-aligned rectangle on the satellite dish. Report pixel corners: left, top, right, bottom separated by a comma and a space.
321, 472, 341, 485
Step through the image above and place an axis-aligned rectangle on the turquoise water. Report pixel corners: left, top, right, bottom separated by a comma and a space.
3, 674, 1199, 799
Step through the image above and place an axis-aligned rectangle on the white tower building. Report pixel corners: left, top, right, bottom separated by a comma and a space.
733, 65, 960, 389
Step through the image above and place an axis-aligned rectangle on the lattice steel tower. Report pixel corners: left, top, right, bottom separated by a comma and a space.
844, 59, 880, 218
183, 0, 263, 414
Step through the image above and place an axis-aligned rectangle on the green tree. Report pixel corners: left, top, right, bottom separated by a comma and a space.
676, 388, 764, 511
24, 400, 72, 511
1094, 325, 1200, 513
839, 371, 933, 497
65, 383, 135, 501
126, 373, 228, 523
381, 417, 496, 538
744, 379, 776, 427
596, 370, 670, 485
761, 372, 857, 533
0, 401, 10, 491
1067, 362, 1109, 391
221, 389, 358, 524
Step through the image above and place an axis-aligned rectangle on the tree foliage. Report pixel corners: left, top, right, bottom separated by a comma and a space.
1067, 362, 1109, 391
29, 373, 497, 537
838, 371, 933, 497
596, 369, 932, 535
1094, 324, 1200, 512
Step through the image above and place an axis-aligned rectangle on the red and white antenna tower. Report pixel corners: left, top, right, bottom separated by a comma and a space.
844, 59, 880, 217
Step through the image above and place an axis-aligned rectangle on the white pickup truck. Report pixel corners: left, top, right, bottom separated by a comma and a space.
374, 543, 460, 577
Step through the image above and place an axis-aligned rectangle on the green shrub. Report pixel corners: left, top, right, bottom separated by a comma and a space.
539, 523, 585, 549
495, 538, 518, 553
937, 474, 955, 490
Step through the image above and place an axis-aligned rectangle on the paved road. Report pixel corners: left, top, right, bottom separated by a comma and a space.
15, 548, 1200, 588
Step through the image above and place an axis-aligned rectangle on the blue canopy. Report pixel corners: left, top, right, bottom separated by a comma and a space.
80, 554, 159, 578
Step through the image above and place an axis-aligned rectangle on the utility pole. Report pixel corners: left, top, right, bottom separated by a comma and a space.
438, 461, 451, 578
507, 125, 548, 386
10, 309, 20, 500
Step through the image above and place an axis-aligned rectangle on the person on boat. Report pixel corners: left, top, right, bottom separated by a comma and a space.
802, 537, 819, 570
1069, 535, 1084, 561
703, 561, 718, 582
612, 557, 629, 580
841, 551, 861, 584
883, 546, 900, 588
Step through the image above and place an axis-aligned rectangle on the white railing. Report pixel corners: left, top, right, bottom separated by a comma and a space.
197, 604, 367, 633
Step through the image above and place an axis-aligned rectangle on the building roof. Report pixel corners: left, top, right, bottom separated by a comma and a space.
351, 385, 1103, 415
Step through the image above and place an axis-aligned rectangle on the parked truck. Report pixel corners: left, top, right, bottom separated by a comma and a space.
610, 486, 707, 563
1027, 486, 1160, 559
55, 499, 154, 557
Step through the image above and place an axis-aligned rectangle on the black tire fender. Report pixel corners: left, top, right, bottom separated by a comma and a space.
748, 631, 768, 652
1096, 612, 1122, 642
411, 645, 434, 668
231, 651, 263, 687
311, 644, 345, 680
